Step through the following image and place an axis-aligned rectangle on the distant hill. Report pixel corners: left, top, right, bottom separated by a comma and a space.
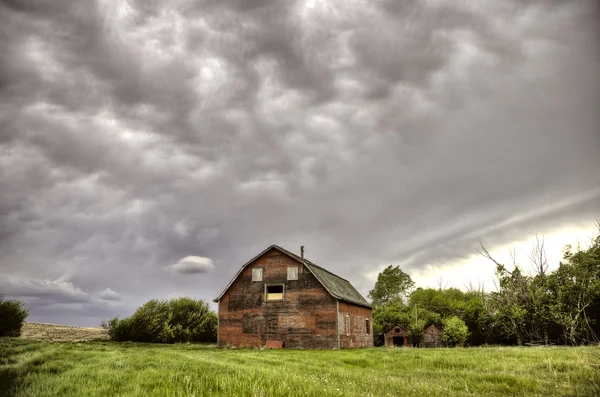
21, 322, 109, 342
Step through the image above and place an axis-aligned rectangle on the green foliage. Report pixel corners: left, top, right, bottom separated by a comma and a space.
490, 265, 530, 345
548, 236, 600, 345
484, 225, 600, 346
368, 265, 415, 307
103, 297, 217, 343
442, 316, 468, 347
2, 339, 599, 397
461, 292, 494, 345
0, 294, 29, 337
407, 320, 427, 347
408, 287, 468, 318
371, 222, 600, 347
372, 298, 442, 347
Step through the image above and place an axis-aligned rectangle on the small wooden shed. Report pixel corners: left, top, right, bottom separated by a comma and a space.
384, 325, 411, 347
421, 323, 444, 348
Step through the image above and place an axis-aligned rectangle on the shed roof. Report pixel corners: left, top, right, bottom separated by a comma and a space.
384, 324, 409, 334
213, 244, 372, 309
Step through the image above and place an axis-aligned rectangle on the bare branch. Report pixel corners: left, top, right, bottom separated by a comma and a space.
509, 248, 518, 269
464, 280, 475, 293
477, 241, 503, 267
436, 276, 448, 291
529, 234, 548, 276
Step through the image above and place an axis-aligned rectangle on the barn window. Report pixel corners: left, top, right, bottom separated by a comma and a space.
265, 285, 284, 301
366, 319, 370, 334
345, 314, 350, 335
252, 268, 263, 282
287, 267, 298, 281
395, 327, 400, 333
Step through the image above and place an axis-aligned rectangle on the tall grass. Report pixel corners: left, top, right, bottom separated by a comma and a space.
1, 338, 599, 396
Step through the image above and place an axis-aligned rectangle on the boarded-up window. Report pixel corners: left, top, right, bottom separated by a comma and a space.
287, 267, 298, 280
345, 314, 350, 335
252, 268, 263, 282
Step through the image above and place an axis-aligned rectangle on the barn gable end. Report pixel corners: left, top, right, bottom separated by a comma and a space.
214, 245, 373, 349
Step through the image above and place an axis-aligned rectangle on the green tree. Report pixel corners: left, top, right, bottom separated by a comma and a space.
548, 234, 600, 345
408, 287, 467, 319
369, 265, 415, 307
443, 316, 468, 347
0, 294, 29, 337
103, 297, 217, 343
480, 221, 600, 346
462, 291, 494, 345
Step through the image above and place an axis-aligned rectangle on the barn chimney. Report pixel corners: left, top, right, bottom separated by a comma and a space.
300, 245, 305, 260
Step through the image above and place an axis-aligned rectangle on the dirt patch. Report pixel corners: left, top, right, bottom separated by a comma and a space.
21, 322, 109, 342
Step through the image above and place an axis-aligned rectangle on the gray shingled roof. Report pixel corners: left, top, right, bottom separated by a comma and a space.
214, 244, 372, 308
269, 245, 372, 308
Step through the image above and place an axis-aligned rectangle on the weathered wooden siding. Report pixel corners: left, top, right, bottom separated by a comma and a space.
422, 324, 444, 348
384, 325, 410, 347
218, 248, 338, 349
337, 301, 373, 348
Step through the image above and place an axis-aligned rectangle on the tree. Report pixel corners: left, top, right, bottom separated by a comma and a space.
408, 287, 467, 319
548, 234, 600, 345
479, 220, 600, 346
479, 244, 532, 345
462, 291, 494, 346
103, 297, 217, 343
0, 294, 29, 337
442, 316, 468, 347
368, 265, 415, 307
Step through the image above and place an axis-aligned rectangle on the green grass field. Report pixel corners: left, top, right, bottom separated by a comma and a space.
1, 338, 599, 397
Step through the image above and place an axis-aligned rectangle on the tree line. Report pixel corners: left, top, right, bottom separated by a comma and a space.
2, 221, 598, 346
370, 222, 600, 346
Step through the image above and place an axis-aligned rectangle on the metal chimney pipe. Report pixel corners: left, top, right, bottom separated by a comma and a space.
300, 245, 305, 260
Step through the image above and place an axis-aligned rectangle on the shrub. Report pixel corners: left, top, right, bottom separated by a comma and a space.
0, 294, 29, 337
407, 320, 427, 347
443, 316, 469, 347
103, 297, 217, 343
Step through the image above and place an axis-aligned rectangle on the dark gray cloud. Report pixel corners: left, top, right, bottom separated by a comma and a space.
0, 0, 598, 325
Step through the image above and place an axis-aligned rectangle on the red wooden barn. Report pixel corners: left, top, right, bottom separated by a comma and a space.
214, 244, 373, 349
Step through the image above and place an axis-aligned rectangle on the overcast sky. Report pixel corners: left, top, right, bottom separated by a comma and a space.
1, 0, 599, 326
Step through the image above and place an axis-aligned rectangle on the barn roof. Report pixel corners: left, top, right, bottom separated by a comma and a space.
213, 244, 372, 309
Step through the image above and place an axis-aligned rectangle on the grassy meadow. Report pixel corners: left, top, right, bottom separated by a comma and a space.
1, 338, 599, 397
19, 323, 109, 343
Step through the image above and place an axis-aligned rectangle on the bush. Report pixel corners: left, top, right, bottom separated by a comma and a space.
103, 297, 217, 343
443, 316, 469, 347
0, 294, 29, 337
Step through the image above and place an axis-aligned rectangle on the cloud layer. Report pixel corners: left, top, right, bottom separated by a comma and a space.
0, 0, 598, 325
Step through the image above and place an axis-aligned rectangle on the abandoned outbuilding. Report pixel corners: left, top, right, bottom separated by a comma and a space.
214, 244, 373, 349
384, 324, 411, 347
383, 323, 444, 348
422, 323, 444, 348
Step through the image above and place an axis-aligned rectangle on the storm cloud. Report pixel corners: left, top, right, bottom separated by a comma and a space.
0, 0, 598, 325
